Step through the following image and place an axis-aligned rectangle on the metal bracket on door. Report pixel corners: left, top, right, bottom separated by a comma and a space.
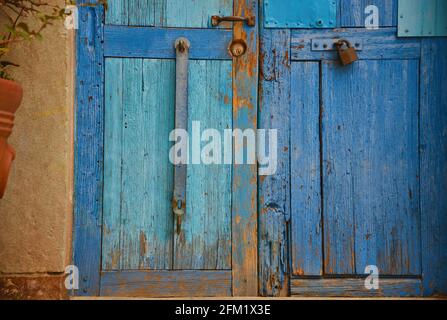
173, 37, 190, 232
311, 38, 363, 51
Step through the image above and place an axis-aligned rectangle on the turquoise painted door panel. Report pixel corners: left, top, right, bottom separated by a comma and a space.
103, 59, 175, 270
322, 60, 421, 275
102, 0, 235, 274
398, 0, 447, 37
103, 59, 233, 271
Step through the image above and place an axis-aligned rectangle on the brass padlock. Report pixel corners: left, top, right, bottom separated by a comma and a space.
335, 39, 358, 66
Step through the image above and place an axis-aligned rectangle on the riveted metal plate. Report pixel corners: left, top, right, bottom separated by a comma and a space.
264, 0, 337, 29
398, 0, 447, 37
311, 39, 363, 51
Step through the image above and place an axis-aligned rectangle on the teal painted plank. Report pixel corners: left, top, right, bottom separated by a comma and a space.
173, 60, 232, 270
264, 0, 337, 28
140, 59, 175, 269
290, 62, 322, 276
258, 29, 291, 296
340, 0, 398, 27
120, 58, 144, 269
322, 60, 421, 275
106, 0, 232, 27
420, 39, 447, 296
398, 0, 447, 37
165, 0, 232, 28
106, 0, 128, 25
103, 59, 124, 271
101, 271, 232, 297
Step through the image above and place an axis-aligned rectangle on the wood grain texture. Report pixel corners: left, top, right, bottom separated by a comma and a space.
291, 278, 422, 297
174, 60, 233, 270
103, 59, 233, 271
106, 0, 232, 27
232, 0, 259, 296
340, 0, 398, 27
141, 59, 176, 270
104, 26, 232, 60
258, 28, 291, 297
73, 2, 104, 297
102, 58, 123, 271
322, 59, 421, 275
420, 39, 447, 296
101, 271, 232, 297
291, 28, 421, 61
290, 62, 322, 277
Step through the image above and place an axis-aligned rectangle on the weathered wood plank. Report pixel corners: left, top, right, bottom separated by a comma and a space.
258, 28, 291, 297
73, 3, 104, 296
174, 60, 232, 270
291, 278, 422, 297
103, 59, 176, 270
102, 59, 123, 271
106, 0, 127, 25
340, 0, 398, 27
104, 26, 232, 60
322, 60, 421, 275
140, 59, 175, 269
232, 0, 259, 296
291, 28, 420, 61
290, 62, 322, 277
101, 271, 232, 297
106, 0, 232, 27
127, 0, 152, 26
420, 39, 447, 296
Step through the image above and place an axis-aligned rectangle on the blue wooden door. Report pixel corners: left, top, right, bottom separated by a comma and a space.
74, 0, 258, 297
259, 0, 447, 297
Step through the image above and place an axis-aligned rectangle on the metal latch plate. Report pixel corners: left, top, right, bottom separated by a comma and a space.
311, 39, 363, 51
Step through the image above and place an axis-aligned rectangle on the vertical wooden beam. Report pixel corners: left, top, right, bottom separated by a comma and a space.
258, 28, 291, 296
232, 0, 259, 296
72, 1, 104, 296
420, 39, 447, 296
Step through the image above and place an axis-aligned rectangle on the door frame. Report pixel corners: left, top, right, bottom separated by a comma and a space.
72, 0, 258, 297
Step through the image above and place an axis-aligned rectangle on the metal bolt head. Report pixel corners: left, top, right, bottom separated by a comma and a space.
229, 39, 247, 58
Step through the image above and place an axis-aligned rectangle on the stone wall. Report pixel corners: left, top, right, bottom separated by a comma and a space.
0, 0, 73, 299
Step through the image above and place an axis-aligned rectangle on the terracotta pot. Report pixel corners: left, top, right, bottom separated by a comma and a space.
0, 78, 23, 198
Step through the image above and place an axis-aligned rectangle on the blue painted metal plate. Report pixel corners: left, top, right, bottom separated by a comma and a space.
264, 0, 337, 28
398, 0, 447, 37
